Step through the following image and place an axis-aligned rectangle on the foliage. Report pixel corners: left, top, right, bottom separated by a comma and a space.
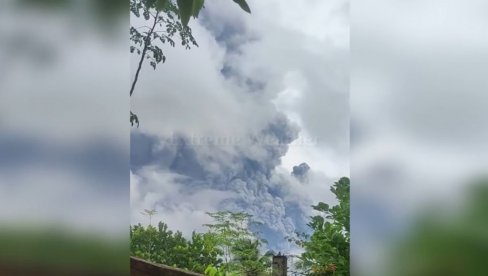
204, 211, 272, 275
129, 0, 198, 126
131, 181, 349, 276
130, 211, 271, 275
130, 0, 198, 72
204, 211, 255, 266
140, 208, 158, 225
187, 231, 224, 273
231, 238, 273, 275
175, 0, 251, 27
295, 177, 350, 276
129, 0, 251, 127
205, 264, 238, 276
130, 179, 351, 275
130, 222, 221, 274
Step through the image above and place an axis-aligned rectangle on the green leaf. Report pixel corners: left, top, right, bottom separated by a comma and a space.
313, 202, 329, 212
192, 0, 205, 17
145, 0, 157, 8
310, 216, 325, 230
205, 265, 217, 276
177, 0, 194, 26
177, 0, 205, 25
143, 10, 150, 20
232, 0, 251, 13
130, 111, 139, 127
155, 0, 168, 11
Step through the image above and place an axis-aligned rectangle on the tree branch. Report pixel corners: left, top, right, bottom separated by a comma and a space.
130, 11, 160, 97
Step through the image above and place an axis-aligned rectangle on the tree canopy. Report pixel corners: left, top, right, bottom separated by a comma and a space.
294, 177, 350, 276
130, 177, 351, 275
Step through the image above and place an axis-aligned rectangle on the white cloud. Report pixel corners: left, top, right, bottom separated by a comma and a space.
130, 0, 349, 249
131, 167, 238, 236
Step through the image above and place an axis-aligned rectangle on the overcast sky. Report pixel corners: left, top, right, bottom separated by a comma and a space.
0, 1, 129, 237
352, 0, 488, 273
2, 0, 487, 271
130, 0, 349, 252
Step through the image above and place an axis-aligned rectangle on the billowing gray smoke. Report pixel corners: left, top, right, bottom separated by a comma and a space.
131, 114, 313, 250
291, 162, 310, 182
130, 5, 342, 252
